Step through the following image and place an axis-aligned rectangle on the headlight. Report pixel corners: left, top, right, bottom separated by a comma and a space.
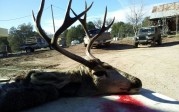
133, 37, 139, 40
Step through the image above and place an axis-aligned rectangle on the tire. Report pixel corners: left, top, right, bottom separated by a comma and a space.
49, 46, 54, 50
157, 36, 162, 45
133, 42, 138, 48
151, 41, 156, 47
25, 48, 34, 53
104, 42, 110, 47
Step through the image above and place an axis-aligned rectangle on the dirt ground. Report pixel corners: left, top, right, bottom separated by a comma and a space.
0, 37, 179, 100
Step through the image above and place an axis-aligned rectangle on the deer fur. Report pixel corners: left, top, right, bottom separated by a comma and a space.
0, 60, 142, 112
0, 0, 142, 111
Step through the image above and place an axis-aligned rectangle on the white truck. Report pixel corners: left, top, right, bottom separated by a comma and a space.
83, 29, 112, 47
20, 36, 50, 53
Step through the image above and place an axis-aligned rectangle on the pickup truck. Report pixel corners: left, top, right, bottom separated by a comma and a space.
20, 36, 50, 53
83, 29, 112, 47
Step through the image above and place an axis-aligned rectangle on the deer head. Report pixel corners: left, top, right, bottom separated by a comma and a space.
31, 0, 142, 96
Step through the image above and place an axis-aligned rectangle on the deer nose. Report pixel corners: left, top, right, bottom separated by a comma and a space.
129, 78, 142, 94
131, 78, 142, 89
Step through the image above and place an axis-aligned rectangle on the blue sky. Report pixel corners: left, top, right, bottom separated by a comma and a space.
0, 0, 177, 33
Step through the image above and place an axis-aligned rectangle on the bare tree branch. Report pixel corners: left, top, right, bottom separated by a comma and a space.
126, 0, 145, 36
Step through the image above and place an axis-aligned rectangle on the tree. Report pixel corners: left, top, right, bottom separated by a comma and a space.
142, 16, 150, 27
8, 23, 37, 52
126, 0, 145, 36
87, 21, 96, 30
111, 22, 124, 38
75, 24, 85, 42
62, 30, 68, 38
123, 23, 134, 37
93, 18, 103, 29
65, 22, 96, 45
93, 18, 113, 30
60, 29, 68, 46
111, 22, 134, 38
0, 36, 9, 51
66, 26, 77, 45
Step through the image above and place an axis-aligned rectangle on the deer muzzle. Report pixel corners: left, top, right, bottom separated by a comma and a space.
128, 77, 142, 94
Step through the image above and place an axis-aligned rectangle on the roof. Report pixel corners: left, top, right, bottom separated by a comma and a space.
150, 2, 179, 19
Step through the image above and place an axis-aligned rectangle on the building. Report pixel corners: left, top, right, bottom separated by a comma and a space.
0, 27, 8, 37
150, 2, 179, 34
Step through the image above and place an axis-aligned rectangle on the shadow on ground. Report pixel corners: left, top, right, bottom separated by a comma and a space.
141, 88, 179, 104
95, 43, 134, 50
159, 41, 179, 47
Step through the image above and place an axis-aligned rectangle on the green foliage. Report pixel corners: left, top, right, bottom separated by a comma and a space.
76, 25, 86, 42
66, 24, 86, 45
87, 21, 96, 30
0, 36, 9, 51
61, 30, 68, 38
142, 16, 150, 27
65, 21, 96, 45
8, 23, 38, 52
66, 27, 77, 45
64, 20, 138, 45
111, 22, 134, 38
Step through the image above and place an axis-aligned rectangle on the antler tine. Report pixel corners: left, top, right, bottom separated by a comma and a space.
87, 7, 115, 60
52, 0, 93, 44
72, 5, 115, 60
33, 0, 95, 69
50, 0, 93, 68
71, 1, 92, 38
32, 0, 51, 44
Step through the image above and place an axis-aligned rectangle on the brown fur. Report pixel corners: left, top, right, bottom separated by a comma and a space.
20, 59, 142, 96
0, 0, 142, 111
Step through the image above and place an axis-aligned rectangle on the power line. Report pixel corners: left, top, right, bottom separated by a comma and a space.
51, 5, 65, 11
0, 6, 51, 22
0, 15, 32, 21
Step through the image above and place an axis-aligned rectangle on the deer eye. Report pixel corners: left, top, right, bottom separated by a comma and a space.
102, 63, 113, 69
104, 65, 112, 69
93, 71, 107, 77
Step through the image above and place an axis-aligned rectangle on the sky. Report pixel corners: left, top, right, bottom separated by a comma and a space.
0, 0, 178, 33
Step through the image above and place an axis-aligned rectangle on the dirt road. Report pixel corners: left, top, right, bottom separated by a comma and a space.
0, 37, 179, 100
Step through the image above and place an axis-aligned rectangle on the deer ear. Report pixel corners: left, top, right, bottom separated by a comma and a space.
93, 71, 107, 78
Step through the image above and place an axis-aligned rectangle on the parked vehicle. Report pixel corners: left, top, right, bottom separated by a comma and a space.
20, 36, 50, 53
83, 29, 112, 47
133, 26, 162, 47
71, 40, 80, 46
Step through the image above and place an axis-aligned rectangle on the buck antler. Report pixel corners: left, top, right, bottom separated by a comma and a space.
71, 3, 115, 60
32, 0, 94, 68
31, 0, 141, 96
0, 1, 142, 112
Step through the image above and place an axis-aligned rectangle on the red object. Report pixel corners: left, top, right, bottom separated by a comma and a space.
100, 95, 159, 112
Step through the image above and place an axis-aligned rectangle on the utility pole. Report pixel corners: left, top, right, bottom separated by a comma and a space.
51, 4, 56, 33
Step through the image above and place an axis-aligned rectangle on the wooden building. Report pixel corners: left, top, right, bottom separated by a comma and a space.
150, 2, 179, 34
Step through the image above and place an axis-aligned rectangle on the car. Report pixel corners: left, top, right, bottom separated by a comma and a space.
133, 26, 162, 47
71, 40, 80, 46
